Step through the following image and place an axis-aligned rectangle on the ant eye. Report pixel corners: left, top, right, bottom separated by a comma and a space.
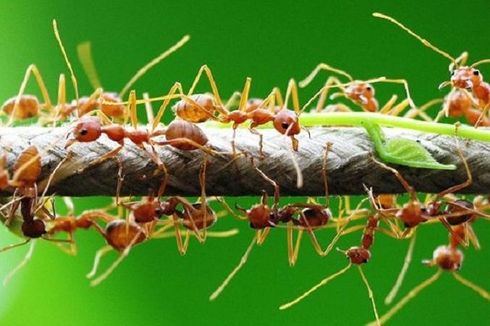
473, 70, 480, 76
451, 70, 455, 76
281, 122, 289, 130
80, 128, 88, 136
366, 86, 372, 91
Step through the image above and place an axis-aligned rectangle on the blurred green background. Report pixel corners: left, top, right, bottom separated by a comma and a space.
0, 0, 489, 325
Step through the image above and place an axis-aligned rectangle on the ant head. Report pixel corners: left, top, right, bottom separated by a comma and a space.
345, 246, 371, 265
72, 116, 102, 142
247, 203, 273, 229
180, 203, 217, 230
295, 206, 331, 228
431, 245, 463, 271
445, 199, 475, 226
376, 194, 396, 209
273, 109, 300, 136
345, 82, 375, 101
21, 220, 46, 238
451, 67, 483, 89
105, 219, 146, 251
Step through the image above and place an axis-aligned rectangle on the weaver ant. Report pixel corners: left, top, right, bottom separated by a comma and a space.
279, 196, 383, 326
299, 62, 424, 119
374, 13, 490, 126
161, 65, 302, 154
369, 221, 490, 326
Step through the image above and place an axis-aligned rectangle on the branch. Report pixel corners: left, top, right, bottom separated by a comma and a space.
1, 126, 489, 196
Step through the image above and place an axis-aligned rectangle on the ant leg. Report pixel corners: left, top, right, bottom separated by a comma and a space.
86, 245, 113, 279
152, 82, 184, 131
76, 41, 102, 90
406, 99, 443, 121
172, 213, 186, 255
119, 35, 190, 98
453, 272, 490, 300
7, 64, 53, 126
198, 154, 209, 240
287, 222, 304, 266
299, 62, 353, 88
370, 155, 417, 202
80, 144, 124, 172
142, 93, 154, 126
187, 65, 228, 115
436, 141, 471, 199
369, 78, 416, 109
279, 263, 352, 310
257, 227, 271, 245
474, 103, 490, 128
90, 231, 143, 286
0, 239, 30, 253
251, 160, 280, 210
358, 266, 380, 326
248, 126, 265, 157
156, 138, 221, 156
209, 235, 257, 301
378, 95, 399, 114
384, 233, 417, 304
367, 270, 442, 326
128, 90, 138, 128
316, 77, 344, 112
3, 240, 36, 286
283, 79, 300, 112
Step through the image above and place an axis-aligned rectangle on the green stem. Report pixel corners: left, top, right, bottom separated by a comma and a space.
299, 112, 490, 142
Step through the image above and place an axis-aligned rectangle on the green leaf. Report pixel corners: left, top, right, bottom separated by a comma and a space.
361, 120, 456, 170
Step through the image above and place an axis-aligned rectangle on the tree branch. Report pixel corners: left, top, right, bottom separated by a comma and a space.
1, 126, 489, 196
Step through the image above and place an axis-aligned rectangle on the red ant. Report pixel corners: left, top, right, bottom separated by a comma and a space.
370, 221, 490, 325
374, 13, 490, 126
156, 65, 302, 154
299, 62, 424, 118
279, 198, 383, 326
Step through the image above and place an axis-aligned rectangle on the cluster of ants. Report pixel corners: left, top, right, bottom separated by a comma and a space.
0, 12, 490, 325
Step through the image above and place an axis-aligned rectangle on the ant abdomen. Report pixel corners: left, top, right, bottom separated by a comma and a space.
173, 94, 215, 123
164, 119, 208, 150
294, 206, 330, 228
2, 95, 40, 119
14, 146, 42, 186
179, 203, 217, 230
445, 200, 475, 225
104, 220, 147, 251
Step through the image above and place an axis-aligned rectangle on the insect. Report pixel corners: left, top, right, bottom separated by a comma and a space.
369, 222, 490, 326
299, 62, 425, 119
161, 65, 302, 154
373, 12, 490, 126
279, 200, 382, 326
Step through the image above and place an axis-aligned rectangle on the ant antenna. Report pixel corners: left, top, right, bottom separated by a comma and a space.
119, 35, 190, 97
384, 233, 417, 304
299, 63, 353, 88
209, 235, 257, 301
372, 13, 457, 67
368, 270, 442, 326
279, 263, 352, 310
53, 20, 80, 111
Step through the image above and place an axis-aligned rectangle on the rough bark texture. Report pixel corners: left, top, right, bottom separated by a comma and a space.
1, 126, 490, 197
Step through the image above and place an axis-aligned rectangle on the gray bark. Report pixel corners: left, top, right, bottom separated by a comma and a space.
1, 126, 490, 197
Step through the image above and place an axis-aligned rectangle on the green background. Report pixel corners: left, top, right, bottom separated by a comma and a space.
0, 0, 489, 325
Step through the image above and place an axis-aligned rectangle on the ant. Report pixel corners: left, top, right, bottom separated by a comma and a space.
299, 62, 423, 118
163, 65, 302, 154
373, 13, 490, 126
74, 35, 190, 120
279, 195, 383, 326
369, 222, 490, 325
